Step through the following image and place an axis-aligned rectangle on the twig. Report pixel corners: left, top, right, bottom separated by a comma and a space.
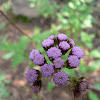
0, 10, 30, 38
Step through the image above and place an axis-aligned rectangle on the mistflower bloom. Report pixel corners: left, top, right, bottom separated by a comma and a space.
71, 46, 84, 59
67, 55, 80, 68
57, 33, 68, 43
26, 69, 39, 83
68, 38, 75, 47
59, 41, 70, 54
47, 47, 62, 60
29, 49, 40, 61
41, 64, 54, 77
32, 80, 42, 93
53, 71, 69, 85
33, 54, 46, 66
53, 57, 64, 69
48, 35, 55, 40
73, 80, 91, 99
42, 39, 54, 51
78, 81, 91, 92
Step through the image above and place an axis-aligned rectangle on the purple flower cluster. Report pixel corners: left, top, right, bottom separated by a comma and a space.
53, 57, 64, 69
32, 80, 42, 94
67, 55, 80, 68
29, 49, 40, 61
26, 69, 38, 83
33, 54, 46, 66
53, 71, 69, 85
71, 46, 84, 59
47, 47, 62, 60
59, 41, 70, 54
73, 79, 92, 99
42, 39, 54, 51
41, 64, 54, 77
26, 33, 84, 93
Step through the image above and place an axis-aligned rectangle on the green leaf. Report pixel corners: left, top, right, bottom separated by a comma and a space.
94, 83, 100, 89
90, 50, 100, 58
47, 82, 55, 92
2, 51, 15, 60
61, 68, 76, 77
12, 54, 24, 68
30, 3, 35, 8
89, 91, 99, 100
81, 32, 95, 49
18, 36, 28, 50
0, 73, 10, 98
0, 73, 5, 82
88, 61, 100, 71
79, 61, 88, 74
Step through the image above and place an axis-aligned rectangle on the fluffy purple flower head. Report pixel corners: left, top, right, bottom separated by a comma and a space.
41, 64, 54, 77
32, 80, 42, 93
53, 71, 69, 85
42, 39, 54, 49
68, 38, 75, 47
29, 49, 40, 61
53, 57, 64, 69
33, 54, 45, 66
47, 47, 62, 60
57, 33, 68, 42
32, 86, 40, 93
48, 35, 55, 40
78, 81, 91, 92
26, 69, 38, 83
59, 41, 70, 51
71, 46, 84, 59
67, 55, 80, 68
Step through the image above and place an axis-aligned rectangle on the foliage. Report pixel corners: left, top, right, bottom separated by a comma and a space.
2, 0, 12, 13
0, 35, 28, 68
28, 0, 59, 18
47, 82, 55, 92
89, 91, 99, 100
94, 82, 100, 89
89, 61, 100, 71
57, 0, 94, 34
90, 49, 100, 58
79, 61, 89, 74
81, 32, 95, 49
61, 68, 76, 77
0, 73, 10, 99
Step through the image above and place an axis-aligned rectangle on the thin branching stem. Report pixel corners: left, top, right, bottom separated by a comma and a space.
0, 10, 30, 38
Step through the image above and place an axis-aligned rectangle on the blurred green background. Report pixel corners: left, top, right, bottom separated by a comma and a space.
0, 0, 100, 100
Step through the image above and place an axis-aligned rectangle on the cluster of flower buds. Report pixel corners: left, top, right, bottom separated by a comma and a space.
26, 33, 84, 93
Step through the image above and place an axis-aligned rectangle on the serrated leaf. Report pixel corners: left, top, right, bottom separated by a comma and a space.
18, 36, 28, 50
90, 50, 100, 58
47, 82, 55, 92
89, 91, 99, 100
12, 54, 24, 68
